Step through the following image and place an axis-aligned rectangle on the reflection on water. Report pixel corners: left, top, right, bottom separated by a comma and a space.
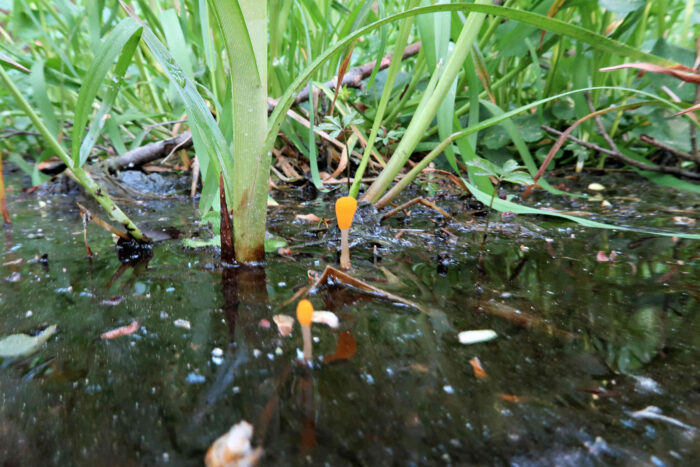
1, 174, 698, 465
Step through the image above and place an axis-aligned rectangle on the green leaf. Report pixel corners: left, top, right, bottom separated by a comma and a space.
0, 325, 57, 358
268, 2, 678, 161
133, 21, 234, 214
463, 179, 700, 240
72, 18, 142, 166
29, 59, 60, 138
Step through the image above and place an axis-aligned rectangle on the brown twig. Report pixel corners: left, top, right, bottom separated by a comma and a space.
380, 197, 456, 223
0, 151, 10, 225
293, 42, 421, 105
107, 131, 194, 172
77, 202, 131, 241
541, 125, 700, 181
640, 135, 700, 165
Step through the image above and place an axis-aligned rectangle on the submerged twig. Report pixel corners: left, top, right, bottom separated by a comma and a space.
309, 265, 429, 314
77, 202, 130, 241
380, 197, 456, 224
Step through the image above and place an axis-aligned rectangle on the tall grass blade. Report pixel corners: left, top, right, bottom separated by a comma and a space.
72, 18, 142, 166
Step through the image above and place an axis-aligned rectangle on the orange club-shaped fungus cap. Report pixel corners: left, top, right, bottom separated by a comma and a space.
296, 299, 314, 326
335, 196, 357, 230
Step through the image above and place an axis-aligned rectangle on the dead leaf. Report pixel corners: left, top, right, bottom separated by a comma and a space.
410, 363, 429, 373
100, 296, 124, 306
101, 320, 139, 340
324, 330, 357, 363
205, 420, 262, 467
273, 314, 294, 337
675, 102, 700, 116
600, 62, 700, 84
310, 266, 429, 314
497, 394, 526, 403
673, 216, 696, 226
469, 357, 488, 380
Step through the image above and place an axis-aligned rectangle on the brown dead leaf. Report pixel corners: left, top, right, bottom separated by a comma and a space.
497, 394, 527, 403
273, 314, 294, 337
410, 363, 429, 373
101, 320, 139, 340
205, 420, 262, 467
469, 357, 488, 380
600, 62, 700, 84
310, 266, 429, 315
324, 330, 357, 363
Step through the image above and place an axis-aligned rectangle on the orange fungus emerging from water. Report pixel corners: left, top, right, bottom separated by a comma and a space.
296, 299, 314, 326
335, 196, 357, 230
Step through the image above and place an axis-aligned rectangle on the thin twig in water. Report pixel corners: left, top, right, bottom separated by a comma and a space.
380, 197, 457, 224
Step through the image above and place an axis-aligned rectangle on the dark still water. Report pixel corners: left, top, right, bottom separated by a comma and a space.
1, 173, 698, 465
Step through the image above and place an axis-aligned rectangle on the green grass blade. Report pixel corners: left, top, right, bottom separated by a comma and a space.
134, 22, 234, 212
72, 18, 142, 166
268, 2, 679, 161
161, 9, 194, 80
464, 179, 700, 240
79, 29, 141, 165
29, 59, 60, 138
350, 0, 420, 198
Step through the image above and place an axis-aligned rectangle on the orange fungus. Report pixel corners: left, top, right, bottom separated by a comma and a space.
296, 299, 314, 326
335, 196, 357, 230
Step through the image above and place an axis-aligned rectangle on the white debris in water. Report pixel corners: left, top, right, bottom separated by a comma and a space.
629, 406, 697, 432
631, 375, 663, 394
25, 310, 33, 317
253, 349, 261, 358
443, 385, 455, 394
458, 330, 498, 345
174, 319, 191, 330
312, 310, 340, 328
211, 347, 224, 358
185, 372, 205, 384
588, 182, 605, 191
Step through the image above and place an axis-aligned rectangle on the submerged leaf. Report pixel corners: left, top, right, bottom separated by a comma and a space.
0, 325, 57, 358
273, 314, 294, 337
324, 330, 357, 363
469, 357, 488, 380
205, 420, 262, 467
101, 320, 139, 339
